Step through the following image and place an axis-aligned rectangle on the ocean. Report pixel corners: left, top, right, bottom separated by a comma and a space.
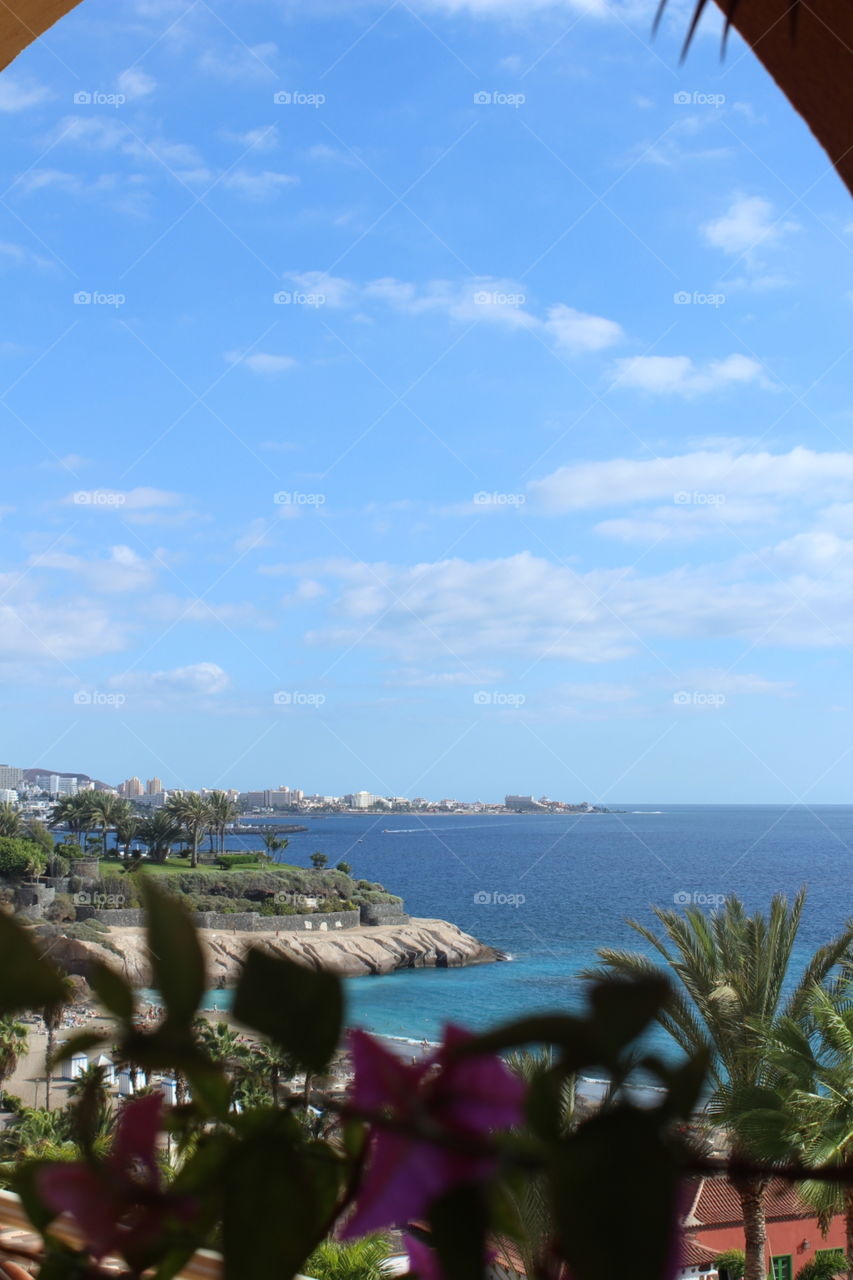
197, 805, 853, 1047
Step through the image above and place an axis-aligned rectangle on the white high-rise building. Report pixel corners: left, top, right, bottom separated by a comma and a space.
0, 789, 18, 805
0, 765, 23, 789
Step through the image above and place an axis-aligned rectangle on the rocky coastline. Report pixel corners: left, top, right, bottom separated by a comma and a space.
44, 917, 505, 985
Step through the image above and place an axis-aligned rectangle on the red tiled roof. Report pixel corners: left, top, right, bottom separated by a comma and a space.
680, 1235, 720, 1267
688, 1178, 810, 1229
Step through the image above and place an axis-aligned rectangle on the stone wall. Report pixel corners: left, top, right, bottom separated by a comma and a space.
71, 906, 390, 931
76, 906, 146, 927
360, 902, 410, 926
193, 909, 360, 932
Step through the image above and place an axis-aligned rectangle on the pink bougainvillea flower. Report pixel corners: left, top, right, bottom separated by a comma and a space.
342, 1025, 525, 1238
404, 1233, 444, 1280
38, 1092, 193, 1262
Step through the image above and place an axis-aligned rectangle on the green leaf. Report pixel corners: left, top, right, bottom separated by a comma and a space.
232, 949, 344, 1073
552, 1107, 680, 1280
222, 1114, 342, 1280
87, 958, 135, 1022
0, 912, 67, 1013
429, 1184, 490, 1280
140, 879, 206, 1026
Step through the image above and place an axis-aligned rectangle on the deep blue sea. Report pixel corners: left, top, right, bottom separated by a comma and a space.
193, 806, 853, 1047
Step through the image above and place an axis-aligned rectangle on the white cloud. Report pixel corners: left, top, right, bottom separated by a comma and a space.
0, 75, 51, 112
197, 42, 278, 81
663, 670, 794, 697
110, 661, 230, 697
224, 125, 279, 152
0, 599, 125, 661
613, 353, 772, 396
225, 351, 297, 375
62, 487, 186, 520
299, 542, 853, 666
702, 194, 797, 256
0, 241, 53, 269
219, 169, 298, 199
284, 270, 623, 351
544, 303, 624, 352
116, 68, 157, 99
530, 446, 853, 512
29, 545, 160, 593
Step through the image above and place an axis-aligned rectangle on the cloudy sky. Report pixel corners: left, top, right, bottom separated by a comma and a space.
1, 0, 851, 801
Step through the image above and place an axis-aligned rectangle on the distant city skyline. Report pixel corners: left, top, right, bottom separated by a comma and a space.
2, 1, 850, 803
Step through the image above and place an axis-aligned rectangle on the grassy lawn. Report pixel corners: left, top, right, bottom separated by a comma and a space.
110, 858, 304, 875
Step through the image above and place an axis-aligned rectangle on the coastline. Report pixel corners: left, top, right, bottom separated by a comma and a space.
44, 916, 504, 986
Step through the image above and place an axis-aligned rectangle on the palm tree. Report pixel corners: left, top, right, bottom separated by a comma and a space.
262, 831, 288, 861
114, 803, 141, 861
139, 808, 182, 864
304, 1234, 391, 1280
207, 790, 238, 855
43, 976, 73, 1112
88, 792, 125, 859
0, 1018, 27, 1110
587, 891, 853, 1280
745, 984, 853, 1280
50, 792, 94, 849
165, 793, 211, 868
0, 801, 22, 837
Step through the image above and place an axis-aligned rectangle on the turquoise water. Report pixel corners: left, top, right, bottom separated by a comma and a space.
194, 805, 853, 1045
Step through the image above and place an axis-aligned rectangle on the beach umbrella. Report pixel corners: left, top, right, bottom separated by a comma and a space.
95, 1054, 116, 1085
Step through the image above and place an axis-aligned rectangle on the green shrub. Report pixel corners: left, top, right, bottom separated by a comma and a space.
215, 853, 262, 870
715, 1250, 745, 1280
0, 837, 48, 878
796, 1255, 848, 1280
46, 893, 76, 923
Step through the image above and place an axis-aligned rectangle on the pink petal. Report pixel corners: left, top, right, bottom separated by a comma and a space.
349, 1031, 426, 1111
341, 1131, 450, 1238
430, 1029, 524, 1136
38, 1164, 119, 1259
112, 1092, 163, 1177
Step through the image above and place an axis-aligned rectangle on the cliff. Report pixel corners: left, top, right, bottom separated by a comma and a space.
45, 918, 504, 986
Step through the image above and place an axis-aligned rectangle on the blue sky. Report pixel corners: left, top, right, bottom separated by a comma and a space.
1, 0, 851, 802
